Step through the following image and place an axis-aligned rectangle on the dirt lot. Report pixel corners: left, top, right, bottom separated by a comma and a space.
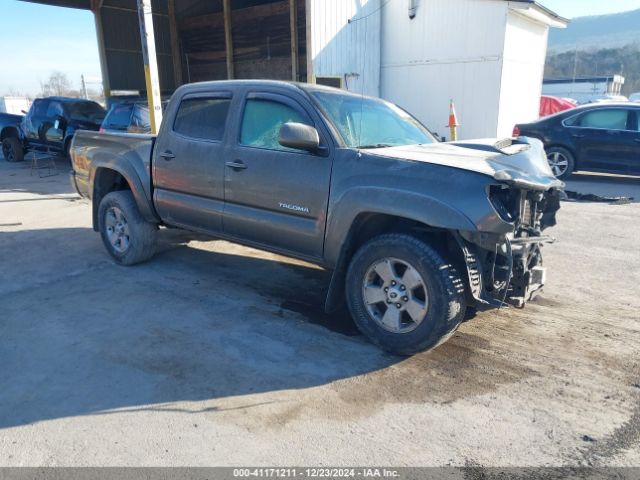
0, 157, 638, 467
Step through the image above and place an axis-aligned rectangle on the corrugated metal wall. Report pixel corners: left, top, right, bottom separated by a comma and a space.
380, 0, 508, 139
309, 0, 381, 97
97, 0, 176, 95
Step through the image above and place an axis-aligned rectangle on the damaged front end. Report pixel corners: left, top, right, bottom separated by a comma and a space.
456, 182, 562, 309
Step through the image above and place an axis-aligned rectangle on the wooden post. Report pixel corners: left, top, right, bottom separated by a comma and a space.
168, 0, 183, 88
223, 0, 235, 79
137, 0, 163, 134
289, 0, 298, 81
305, 0, 312, 83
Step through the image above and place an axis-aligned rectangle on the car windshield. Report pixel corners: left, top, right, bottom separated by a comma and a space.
309, 89, 435, 148
66, 101, 106, 123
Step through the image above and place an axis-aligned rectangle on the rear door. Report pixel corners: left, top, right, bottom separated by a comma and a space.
568, 107, 637, 173
223, 91, 333, 259
153, 91, 233, 232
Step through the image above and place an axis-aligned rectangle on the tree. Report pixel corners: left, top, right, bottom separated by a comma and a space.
40, 71, 75, 97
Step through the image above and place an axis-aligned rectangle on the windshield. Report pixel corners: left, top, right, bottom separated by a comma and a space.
309, 90, 435, 148
66, 101, 106, 123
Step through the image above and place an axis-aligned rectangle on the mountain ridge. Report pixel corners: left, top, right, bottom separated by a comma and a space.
547, 8, 640, 52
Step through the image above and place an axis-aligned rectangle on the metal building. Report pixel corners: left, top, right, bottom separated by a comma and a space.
543, 75, 626, 104
21, 0, 566, 139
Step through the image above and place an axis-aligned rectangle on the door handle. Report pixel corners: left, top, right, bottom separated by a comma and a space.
634, 139, 640, 143
571, 134, 585, 139
160, 151, 175, 160
226, 160, 248, 170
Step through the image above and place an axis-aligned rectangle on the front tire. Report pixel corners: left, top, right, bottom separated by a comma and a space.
546, 146, 575, 180
98, 191, 158, 265
2, 137, 24, 162
345, 234, 466, 355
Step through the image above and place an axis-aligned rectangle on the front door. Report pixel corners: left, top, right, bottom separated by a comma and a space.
153, 92, 233, 232
223, 92, 333, 259
24, 99, 49, 147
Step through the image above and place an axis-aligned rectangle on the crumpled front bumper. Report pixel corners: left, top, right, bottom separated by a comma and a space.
455, 188, 561, 310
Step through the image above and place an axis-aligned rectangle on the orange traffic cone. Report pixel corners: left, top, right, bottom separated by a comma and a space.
448, 99, 459, 141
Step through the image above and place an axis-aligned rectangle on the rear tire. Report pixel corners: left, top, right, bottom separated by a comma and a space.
2, 137, 24, 162
345, 233, 466, 356
98, 191, 157, 265
546, 146, 575, 180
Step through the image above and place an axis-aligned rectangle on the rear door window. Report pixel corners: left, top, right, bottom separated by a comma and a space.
578, 109, 630, 130
173, 98, 231, 141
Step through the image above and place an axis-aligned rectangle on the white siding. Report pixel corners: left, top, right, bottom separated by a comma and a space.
497, 10, 549, 137
309, 0, 381, 97
380, 0, 508, 139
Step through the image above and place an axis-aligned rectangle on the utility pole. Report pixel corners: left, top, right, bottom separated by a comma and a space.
137, 0, 163, 134
81, 74, 89, 99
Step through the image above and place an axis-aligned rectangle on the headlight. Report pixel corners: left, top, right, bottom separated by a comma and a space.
488, 185, 516, 222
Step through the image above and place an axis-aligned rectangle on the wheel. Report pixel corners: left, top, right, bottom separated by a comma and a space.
546, 146, 575, 180
345, 233, 466, 355
2, 137, 24, 162
98, 190, 158, 265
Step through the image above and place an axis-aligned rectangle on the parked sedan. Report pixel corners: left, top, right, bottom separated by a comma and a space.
514, 103, 640, 179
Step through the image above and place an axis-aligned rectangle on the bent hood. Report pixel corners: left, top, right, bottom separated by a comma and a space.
367, 137, 564, 191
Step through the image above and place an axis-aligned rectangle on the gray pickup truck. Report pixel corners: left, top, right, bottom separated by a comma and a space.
70, 80, 562, 355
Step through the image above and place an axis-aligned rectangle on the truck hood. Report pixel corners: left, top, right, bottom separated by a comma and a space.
366, 137, 564, 191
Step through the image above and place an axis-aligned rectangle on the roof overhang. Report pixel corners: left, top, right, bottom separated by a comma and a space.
19, 0, 92, 10
506, 1, 569, 28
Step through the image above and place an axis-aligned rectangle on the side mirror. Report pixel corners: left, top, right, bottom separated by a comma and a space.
279, 122, 320, 152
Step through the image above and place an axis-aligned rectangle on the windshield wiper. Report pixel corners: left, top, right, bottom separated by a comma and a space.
356, 143, 393, 149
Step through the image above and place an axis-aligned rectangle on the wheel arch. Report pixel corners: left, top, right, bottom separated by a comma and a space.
323, 211, 469, 313
1, 126, 21, 141
545, 143, 579, 171
91, 166, 158, 231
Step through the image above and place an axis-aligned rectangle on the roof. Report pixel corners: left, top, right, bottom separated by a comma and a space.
544, 76, 624, 85
505, 1, 569, 28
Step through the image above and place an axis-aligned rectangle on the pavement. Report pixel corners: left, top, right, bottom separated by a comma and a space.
0, 158, 639, 467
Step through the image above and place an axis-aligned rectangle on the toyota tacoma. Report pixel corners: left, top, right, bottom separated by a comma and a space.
70, 80, 562, 355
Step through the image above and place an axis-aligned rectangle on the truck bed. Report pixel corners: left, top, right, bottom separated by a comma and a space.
70, 130, 156, 201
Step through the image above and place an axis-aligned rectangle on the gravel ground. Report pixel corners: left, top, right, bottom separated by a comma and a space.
0, 158, 638, 467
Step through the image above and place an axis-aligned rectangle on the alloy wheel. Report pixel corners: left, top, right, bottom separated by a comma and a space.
105, 206, 131, 253
547, 151, 569, 178
362, 257, 429, 334
2, 141, 14, 162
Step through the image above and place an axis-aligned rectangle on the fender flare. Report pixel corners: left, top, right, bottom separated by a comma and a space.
89, 160, 159, 231
0, 126, 23, 142
323, 187, 477, 312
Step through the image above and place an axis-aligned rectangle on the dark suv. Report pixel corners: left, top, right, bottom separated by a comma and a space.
101, 101, 167, 134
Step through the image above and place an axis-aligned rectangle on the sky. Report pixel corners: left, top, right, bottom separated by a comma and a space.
540, 0, 640, 19
0, 1, 101, 97
1, 0, 640, 96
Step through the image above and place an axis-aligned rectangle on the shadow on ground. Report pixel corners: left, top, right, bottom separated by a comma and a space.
0, 226, 538, 430
564, 172, 640, 203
